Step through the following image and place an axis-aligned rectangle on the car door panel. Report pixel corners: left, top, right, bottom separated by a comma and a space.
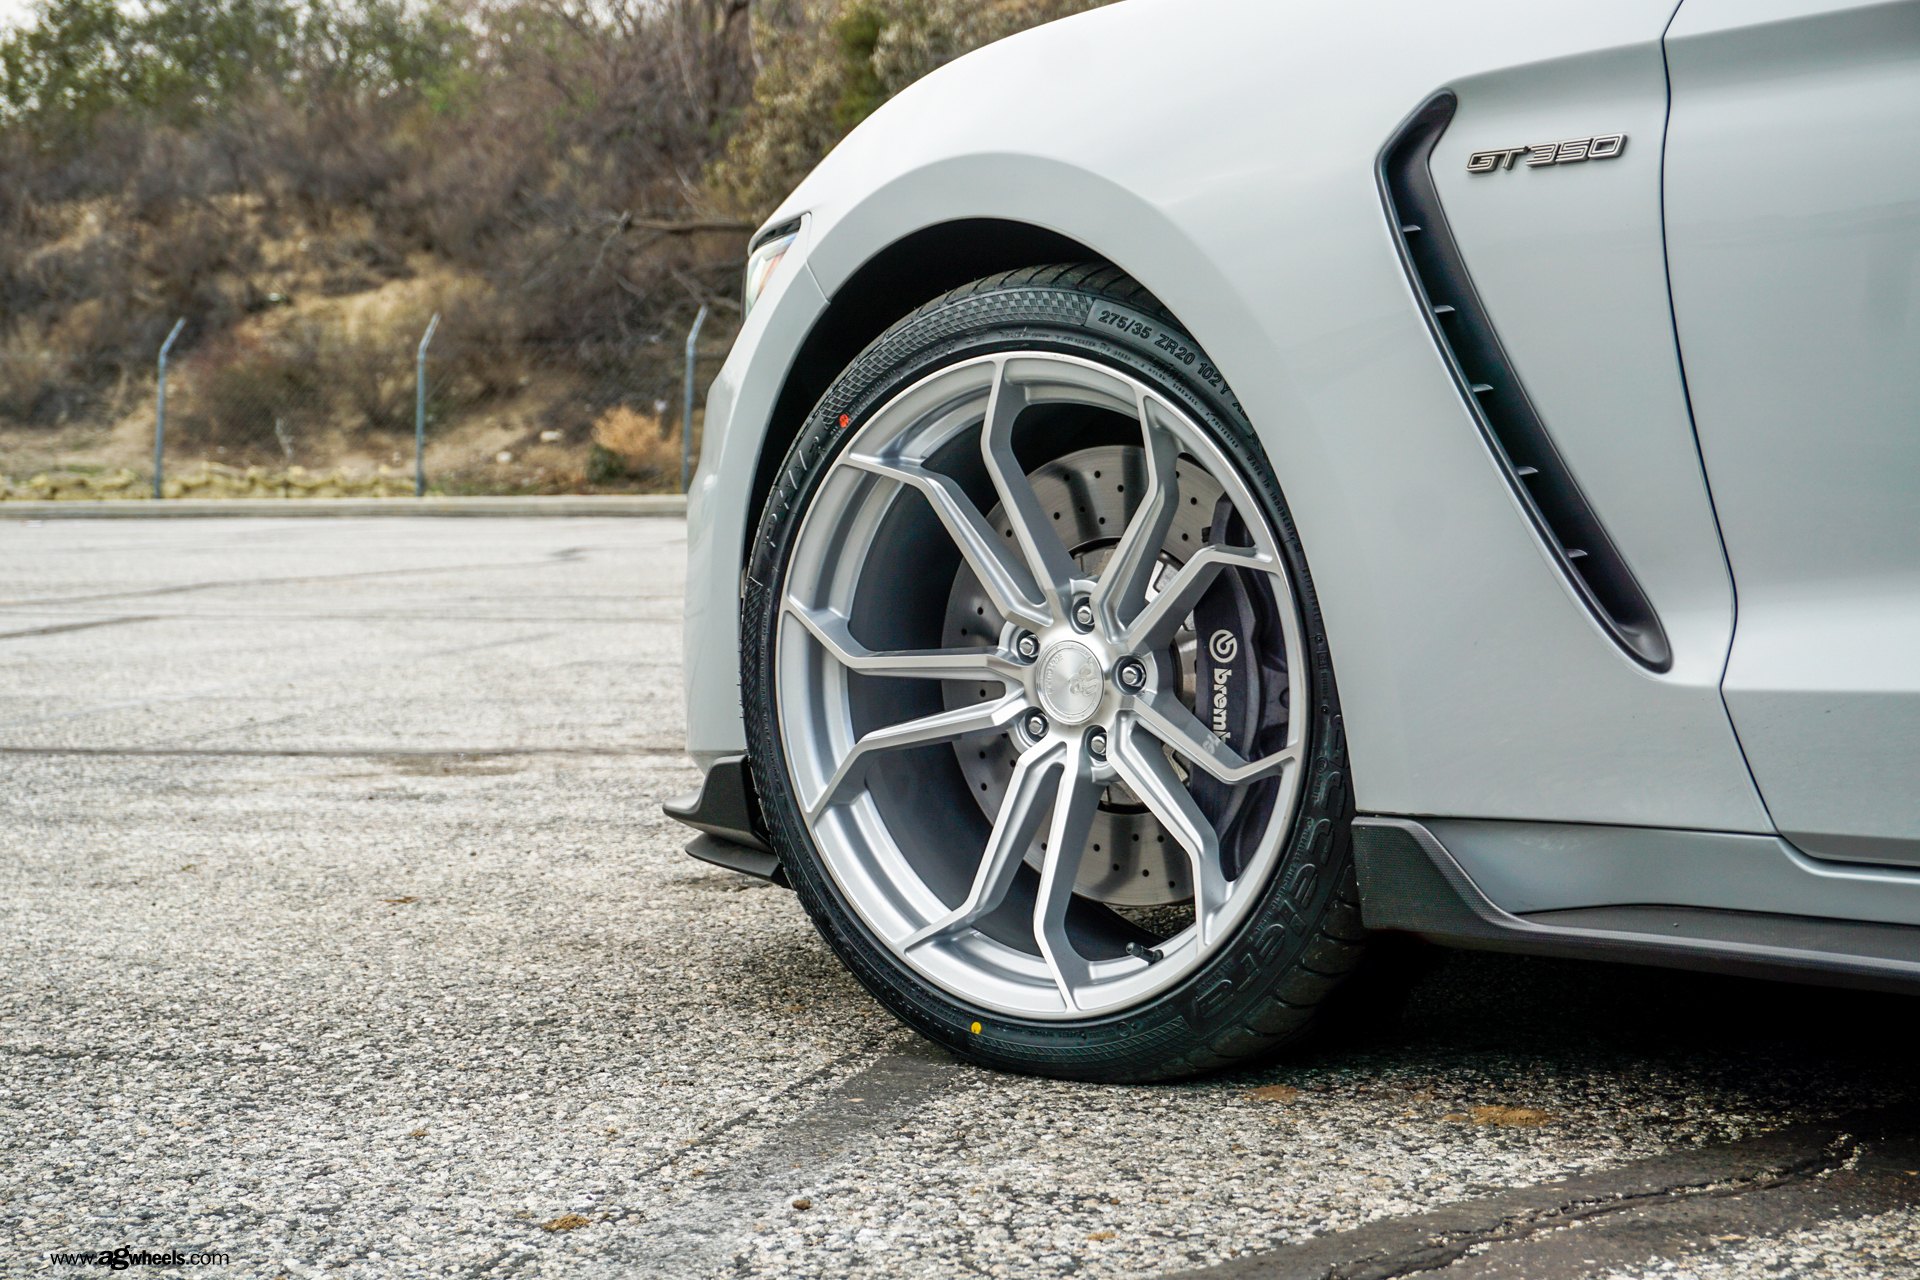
1665, 0, 1920, 863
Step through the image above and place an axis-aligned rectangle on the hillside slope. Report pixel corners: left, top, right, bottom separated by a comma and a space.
0, 0, 1111, 497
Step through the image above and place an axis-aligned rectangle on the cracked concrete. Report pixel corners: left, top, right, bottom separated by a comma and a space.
1167, 1110, 1920, 1279
1, 516, 1916, 1279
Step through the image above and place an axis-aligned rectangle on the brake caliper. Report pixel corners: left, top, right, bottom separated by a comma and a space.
1189, 499, 1262, 846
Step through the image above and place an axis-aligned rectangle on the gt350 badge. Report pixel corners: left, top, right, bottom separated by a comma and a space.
1467, 134, 1625, 173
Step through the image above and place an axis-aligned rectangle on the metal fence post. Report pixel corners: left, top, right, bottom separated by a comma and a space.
415, 312, 440, 498
153, 318, 185, 499
682, 303, 709, 495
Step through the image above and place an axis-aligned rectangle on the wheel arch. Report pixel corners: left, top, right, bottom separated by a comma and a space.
743, 218, 1105, 548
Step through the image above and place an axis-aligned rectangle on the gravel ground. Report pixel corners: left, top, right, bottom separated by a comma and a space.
1, 515, 1914, 1279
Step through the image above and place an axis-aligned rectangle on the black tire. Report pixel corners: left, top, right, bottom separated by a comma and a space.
743, 263, 1364, 1082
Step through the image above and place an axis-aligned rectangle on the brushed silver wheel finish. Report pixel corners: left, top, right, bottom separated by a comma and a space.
775, 352, 1308, 1019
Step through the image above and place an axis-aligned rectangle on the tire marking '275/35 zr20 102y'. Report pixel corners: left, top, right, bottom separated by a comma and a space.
1088, 303, 1235, 401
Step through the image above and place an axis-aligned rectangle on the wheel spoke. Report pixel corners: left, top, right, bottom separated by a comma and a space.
786, 602, 1023, 684
1032, 753, 1103, 1010
1122, 544, 1278, 649
807, 694, 1024, 821
902, 740, 1066, 952
1091, 390, 1181, 631
1111, 723, 1230, 947
981, 360, 1080, 616
1132, 691, 1299, 785
843, 452, 1050, 629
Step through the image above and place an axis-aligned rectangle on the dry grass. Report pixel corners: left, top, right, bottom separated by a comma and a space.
591, 404, 670, 462
588, 404, 685, 487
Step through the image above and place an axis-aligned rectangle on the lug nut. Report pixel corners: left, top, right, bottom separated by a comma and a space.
1087, 730, 1108, 760
1117, 658, 1147, 691
1014, 631, 1039, 660
1072, 598, 1095, 630
1024, 711, 1049, 740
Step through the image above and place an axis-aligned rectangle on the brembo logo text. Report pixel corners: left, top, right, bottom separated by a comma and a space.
1208, 629, 1237, 743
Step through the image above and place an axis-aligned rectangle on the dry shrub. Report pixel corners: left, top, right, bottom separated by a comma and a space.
124, 127, 232, 225
0, 320, 134, 427
0, 326, 76, 425
177, 317, 412, 459
591, 403, 669, 459
588, 403, 678, 484
18, 224, 142, 350
712, 0, 1115, 217
138, 205, 258, 334
866, 0, 1110, 95
240, 91, 413, 223
382, 119, 540, 264
326, 329, 413, 435
419, 279, 529, 402
181, 329, 323, 452
0, 367, 54, 424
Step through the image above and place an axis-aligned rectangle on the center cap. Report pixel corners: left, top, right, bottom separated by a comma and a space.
1036, 640, 1105, 726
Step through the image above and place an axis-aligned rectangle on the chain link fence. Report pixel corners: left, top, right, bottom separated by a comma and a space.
0, 315, 732, 501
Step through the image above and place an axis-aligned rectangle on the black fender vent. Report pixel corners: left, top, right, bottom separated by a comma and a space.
1377, 92, 1672, 672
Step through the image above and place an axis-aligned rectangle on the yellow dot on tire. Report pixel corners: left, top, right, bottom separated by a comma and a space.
969, 1021, 983, 1035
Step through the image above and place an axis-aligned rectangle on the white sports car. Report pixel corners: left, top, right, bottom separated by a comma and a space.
666, 0, 1920, 1080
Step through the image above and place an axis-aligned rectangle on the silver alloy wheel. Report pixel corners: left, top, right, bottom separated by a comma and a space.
777, 352, 1307, 1019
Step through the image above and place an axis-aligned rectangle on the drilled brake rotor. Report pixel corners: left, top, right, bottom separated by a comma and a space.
942, 444, 1226, 907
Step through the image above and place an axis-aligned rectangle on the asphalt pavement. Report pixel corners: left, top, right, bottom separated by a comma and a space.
2, 515, 1915, 1278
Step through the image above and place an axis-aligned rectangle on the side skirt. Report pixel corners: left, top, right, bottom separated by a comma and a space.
1354, 816, 1920, 993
